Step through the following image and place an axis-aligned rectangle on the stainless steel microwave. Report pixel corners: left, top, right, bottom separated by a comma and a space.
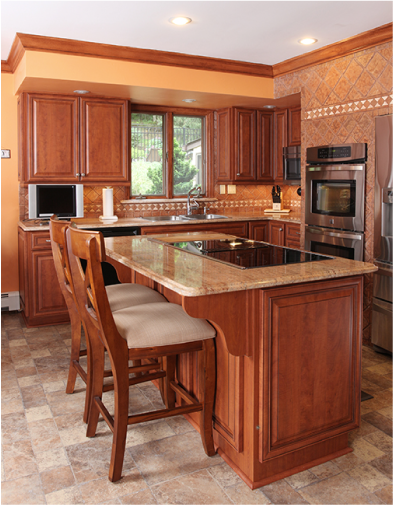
283, 146, 301, 182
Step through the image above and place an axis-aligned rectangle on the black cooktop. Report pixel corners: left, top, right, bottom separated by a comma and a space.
167, 238, 333, 270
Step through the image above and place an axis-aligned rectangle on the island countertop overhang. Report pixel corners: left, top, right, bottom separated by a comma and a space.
104, 232, 377, 297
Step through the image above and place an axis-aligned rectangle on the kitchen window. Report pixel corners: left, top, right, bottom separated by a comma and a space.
131, 107, 212, 198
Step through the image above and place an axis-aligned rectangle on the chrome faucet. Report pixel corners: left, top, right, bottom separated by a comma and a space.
187, 186, 201, 216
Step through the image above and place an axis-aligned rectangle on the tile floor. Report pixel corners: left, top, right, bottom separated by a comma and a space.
1, 311, 392, 505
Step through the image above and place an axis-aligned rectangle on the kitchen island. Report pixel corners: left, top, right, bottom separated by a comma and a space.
104, 231, 376, 489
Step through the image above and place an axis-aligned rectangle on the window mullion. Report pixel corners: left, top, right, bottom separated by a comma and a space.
166, 112, 173, 199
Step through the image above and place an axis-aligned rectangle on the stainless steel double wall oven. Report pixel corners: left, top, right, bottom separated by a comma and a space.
305, 143, 367, 261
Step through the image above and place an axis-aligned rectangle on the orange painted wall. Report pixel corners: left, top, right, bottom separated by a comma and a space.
1, 73, 20, 293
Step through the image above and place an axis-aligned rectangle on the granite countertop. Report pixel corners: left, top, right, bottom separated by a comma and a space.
104, 231, 376, 297
18, 211, 301, 231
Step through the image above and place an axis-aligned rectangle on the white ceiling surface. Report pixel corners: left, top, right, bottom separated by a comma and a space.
1, 1, 392, 64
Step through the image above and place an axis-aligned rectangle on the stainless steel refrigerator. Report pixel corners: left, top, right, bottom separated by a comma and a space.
372, 115, 393, 353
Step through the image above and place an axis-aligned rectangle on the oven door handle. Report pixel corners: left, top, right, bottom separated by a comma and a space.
307, 164, 365, 171
307, 227, 363, 241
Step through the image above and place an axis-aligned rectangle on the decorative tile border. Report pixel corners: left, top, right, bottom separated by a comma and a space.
305, 94, 393, 120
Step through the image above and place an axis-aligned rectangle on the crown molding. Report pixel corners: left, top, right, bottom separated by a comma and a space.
273, 23, 393, 77
1, 61, 12, 73
3, 33, 274, 78
2, 24, 392, 78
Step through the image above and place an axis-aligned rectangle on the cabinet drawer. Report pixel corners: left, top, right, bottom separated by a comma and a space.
285, 223, 301, 248
31, 232, 52, 250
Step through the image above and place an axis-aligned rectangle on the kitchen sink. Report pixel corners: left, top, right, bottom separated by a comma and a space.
142, 215, 188, 222
183, 214, 229, 220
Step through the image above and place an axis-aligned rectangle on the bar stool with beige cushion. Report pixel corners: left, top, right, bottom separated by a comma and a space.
66, 226, 217, 482
49, 216, 167, 423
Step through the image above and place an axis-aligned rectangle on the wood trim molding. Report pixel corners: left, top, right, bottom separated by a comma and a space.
4, 33, 273, 78
273, 23, 393, 77
1, 61, 12, 73
2, 24, 392, 78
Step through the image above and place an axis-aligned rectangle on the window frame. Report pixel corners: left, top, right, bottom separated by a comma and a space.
131, 104, 214, 199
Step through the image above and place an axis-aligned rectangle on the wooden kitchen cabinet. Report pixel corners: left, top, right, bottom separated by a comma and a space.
285, 222, 301, 248
249, 221, 269, 242
269, 221, 285, 246
18, 93, 80, 183
216, 107, 273, 184
18, 227, 70, 327
288, 106, 301, 146
18, 92, 130, 185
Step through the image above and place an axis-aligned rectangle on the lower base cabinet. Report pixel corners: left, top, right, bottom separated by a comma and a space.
18, 227, 69, 327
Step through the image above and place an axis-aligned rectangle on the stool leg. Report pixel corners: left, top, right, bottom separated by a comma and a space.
198, 339, 216, 457
86, 330, 105, 438
163, 355, 176, 408
109, 353, 130, 482
66, 312, 82, 394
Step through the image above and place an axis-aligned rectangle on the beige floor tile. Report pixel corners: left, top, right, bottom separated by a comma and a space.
378, 407, 393, 420
285, 469, 319, 489
333, 451, 368, 472
18, 375, 42, 388
260, 479, 309, 504
58, 425, 91, 447
35, 447, 69, 472
222, 480, 272, 504
129, 431, 222, 486
45, 485, 85, 505
350, 437, 386, 462
151, 469, 233, 504
309, 460, 342, 480
298, 472, 383, 504
79, 471, 147, 504
348, 463, 391, 493
119, 487, 158, 504
1, 397, 25, 416
369, 453, 393, 480
1, 411, 30, 443
1, 474, 46, 504
2, 439, 38, 480
374, 485, 393, 504
25, 404, 53, 423
367, 363, 393, 376
207, 462, 242, 487
125, 420, 176, 448
40, 465, 76, 494
42, 380, 67, 393
8, 339, 28, 348
66, 436, 135, 484
364, 430, 393, 454
165, 415, 195, 435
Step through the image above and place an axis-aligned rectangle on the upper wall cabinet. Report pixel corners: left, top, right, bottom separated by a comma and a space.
216, 107, 273, 184
215, 105, 300, 185
18, 93, 130, 185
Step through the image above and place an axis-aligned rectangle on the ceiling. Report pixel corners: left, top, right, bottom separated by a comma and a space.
1, 1, 392, 64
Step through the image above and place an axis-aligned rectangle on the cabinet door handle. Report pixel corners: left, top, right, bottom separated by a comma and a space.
237, 173, 241, 176
46, 240, 51, 243
81, 173, 86, 177
295, 231, 300, 235
279, 228, 283, 231
76, 173, 80, 177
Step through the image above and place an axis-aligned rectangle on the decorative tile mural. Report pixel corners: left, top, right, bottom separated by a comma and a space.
275, 41, 393, 346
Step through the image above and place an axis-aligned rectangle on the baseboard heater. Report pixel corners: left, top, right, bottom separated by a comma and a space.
1, 292, 20, 312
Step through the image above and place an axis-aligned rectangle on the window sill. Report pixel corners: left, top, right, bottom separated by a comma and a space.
121, 197, 217, 204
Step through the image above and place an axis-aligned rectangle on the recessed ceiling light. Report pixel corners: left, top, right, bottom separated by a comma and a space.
263, 105, 276, 109
182, 99, 196, 103
170, 16, 192, 26
73, 90, 90, 94
299, 38, 318, 45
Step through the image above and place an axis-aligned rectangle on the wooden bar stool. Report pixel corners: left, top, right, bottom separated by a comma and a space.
66, 226, 217, 482
49, 216, 168, 423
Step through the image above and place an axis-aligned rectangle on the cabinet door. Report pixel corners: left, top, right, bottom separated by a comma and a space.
288, 107, 301, 147
273, 110, 287, 182
80, 98, 129, 184
234, 108, 256, 182
249, 221, 269, 242
216, 108, 233, 182
285, 223, 301, 248
269, 222, 285, 246
22, 93, 79, 182
256, 111, 273, 182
